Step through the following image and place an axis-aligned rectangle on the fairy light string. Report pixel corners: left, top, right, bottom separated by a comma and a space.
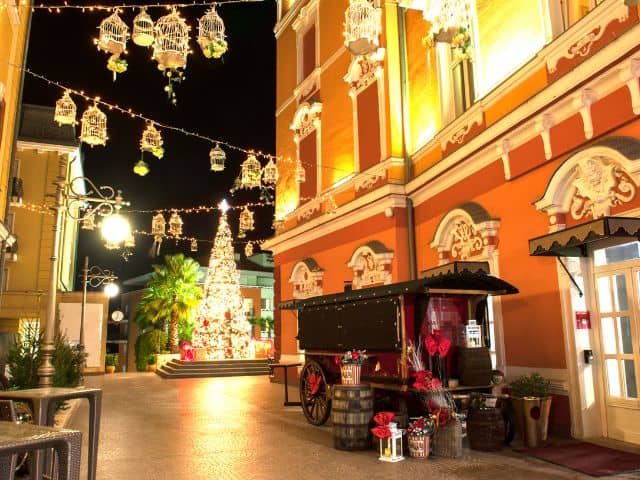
2, 0, 262, 12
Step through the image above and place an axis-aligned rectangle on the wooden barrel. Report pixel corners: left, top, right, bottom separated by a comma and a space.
467, 408, 505, 451
331, 385, 374, 451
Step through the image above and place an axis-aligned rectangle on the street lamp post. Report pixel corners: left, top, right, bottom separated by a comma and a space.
38, 157, 130, 387
80, 256, 118, 352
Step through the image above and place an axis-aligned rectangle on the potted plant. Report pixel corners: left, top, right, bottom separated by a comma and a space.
146, 354, 157, 373
509, 373, 552, 447
105, 353, 118, 374
407, 416, 435, 459
334, 349, 368, 385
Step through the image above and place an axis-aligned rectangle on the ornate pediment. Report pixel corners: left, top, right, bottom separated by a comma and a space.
344, 48, 385, 92
289, 258, 324, 299
290, 102, 322, 142
347, 241, 394, 289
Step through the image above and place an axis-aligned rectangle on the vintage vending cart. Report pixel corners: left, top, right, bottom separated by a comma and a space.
279, 261, 518, 425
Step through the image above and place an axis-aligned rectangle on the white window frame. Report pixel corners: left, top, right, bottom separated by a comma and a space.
292, 0, 320, 85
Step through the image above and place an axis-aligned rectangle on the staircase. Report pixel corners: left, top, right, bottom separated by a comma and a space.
156, 359, 271, 379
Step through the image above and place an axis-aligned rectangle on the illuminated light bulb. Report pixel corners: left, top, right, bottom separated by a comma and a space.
104, 282, 119, 298
101, 213, 131, 245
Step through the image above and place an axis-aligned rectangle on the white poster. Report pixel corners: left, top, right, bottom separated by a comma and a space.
59, 303, 104, 368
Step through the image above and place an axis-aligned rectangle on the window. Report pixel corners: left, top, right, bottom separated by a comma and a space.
437, 43, 475, 124
292, 0, 319, 85
557, 0, 605, 32
291, 102, 322, 205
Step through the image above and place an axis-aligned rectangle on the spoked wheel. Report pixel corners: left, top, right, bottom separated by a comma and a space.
299, 360, 331, 426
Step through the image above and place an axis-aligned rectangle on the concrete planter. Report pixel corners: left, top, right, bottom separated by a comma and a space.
511, 396, 552, 448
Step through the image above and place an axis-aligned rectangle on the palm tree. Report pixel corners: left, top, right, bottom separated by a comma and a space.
135, 254, 202, 353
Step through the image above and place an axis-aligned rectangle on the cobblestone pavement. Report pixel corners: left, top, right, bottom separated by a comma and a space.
68, 374, 640, 480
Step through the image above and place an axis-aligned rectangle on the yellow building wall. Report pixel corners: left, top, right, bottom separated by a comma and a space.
0, 6, 30, 225
318, 0, 349, 64
276, 26, 297, 110
275, 102, 298, 219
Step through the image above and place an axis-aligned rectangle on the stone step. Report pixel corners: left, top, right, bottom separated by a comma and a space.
161, 365, 270, 374
156, 359, 271, 379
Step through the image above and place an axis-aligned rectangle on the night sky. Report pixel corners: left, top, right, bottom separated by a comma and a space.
21, 0, 277, 289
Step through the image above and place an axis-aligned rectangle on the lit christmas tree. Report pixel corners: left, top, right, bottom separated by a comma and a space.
192, 199, 252, 359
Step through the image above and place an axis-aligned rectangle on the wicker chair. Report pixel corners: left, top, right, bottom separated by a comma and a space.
0, 399, 18, 480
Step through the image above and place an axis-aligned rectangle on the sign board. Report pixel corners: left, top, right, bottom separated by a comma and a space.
465, 319, 482, 348
58, 303, 104, 368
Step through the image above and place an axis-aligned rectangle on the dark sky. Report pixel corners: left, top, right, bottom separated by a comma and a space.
22, 0, 277, 289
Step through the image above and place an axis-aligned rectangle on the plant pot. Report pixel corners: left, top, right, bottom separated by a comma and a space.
511, 396, 552, 447
467, 408, 505, 451
340, 365, 361, 385
146, 364, 157, 373
105, 365, 116, 374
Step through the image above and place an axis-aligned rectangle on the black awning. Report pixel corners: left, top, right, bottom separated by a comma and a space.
280, 262, 518, 310
529, 217, 640, 257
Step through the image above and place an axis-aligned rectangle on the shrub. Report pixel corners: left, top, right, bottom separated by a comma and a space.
105, 353, 118, 367
52, 333, 86, 388
510, 372, 551, 398
135, 329, 167, 371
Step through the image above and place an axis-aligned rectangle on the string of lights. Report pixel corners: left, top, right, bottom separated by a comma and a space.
1, 0, 261, 12
124, 200, 273, 215
10, 202, 54, 215
132, 229, 268, 246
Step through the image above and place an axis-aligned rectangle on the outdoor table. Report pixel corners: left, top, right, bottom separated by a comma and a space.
270, 363, 302, 406
0, 387, 101, 480
0, 422, 81, 480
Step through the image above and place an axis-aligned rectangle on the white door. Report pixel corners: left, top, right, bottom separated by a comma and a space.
593, 245, 640, 444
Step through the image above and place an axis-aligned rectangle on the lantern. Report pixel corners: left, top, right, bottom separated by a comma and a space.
168, 211, 183, 236
133, 159, 150, 176
153, 9, 190, 71
240, 154, 262, 189
295, 159, 306, 184
378, 423, 405, 462
244, 241, 254, 257
190, 238, 198, 252
344, 0, 381, 55
132, 9, 154, 47
423, 0, 473, 38
140, 123, 164, 158
152, 213, 166, 235
97, 12, 129, 55
262, 158, 278, 185
209, 143, 226, 171
124, 231, 136, 248
197, 7, 227, 59
54, 91, 77, 126
80, 102, 108, 147
238, 228, 246, 239
239, 206, 254, 232
81, 212, 96, 231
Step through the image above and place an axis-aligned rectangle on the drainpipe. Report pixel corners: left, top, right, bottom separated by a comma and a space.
397, 6, 417, 280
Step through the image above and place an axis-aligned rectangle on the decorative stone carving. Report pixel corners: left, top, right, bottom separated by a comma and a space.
348, 242, 394, 289
289, 259, 324, 299
570, 156, 636, 220
291, 102, 322, 142
344, 48, 385, 92
450, 220, 484, 260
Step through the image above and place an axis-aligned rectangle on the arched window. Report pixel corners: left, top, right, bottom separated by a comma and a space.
347, 241, 394, 289
288, 258, 324, 299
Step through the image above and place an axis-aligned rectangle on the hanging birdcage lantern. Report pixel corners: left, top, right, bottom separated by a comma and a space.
97, 12, 129, 55
238, 228, 246, 239
295, 159, 306, 184
153, 9, 190, 71
151, 213, 165, 236
244, 241, 254, 258
168, 211, 183, 236
190, 238, 198, 252
239, 206, 255, 232
423, 0, 473, 38
124, 231, 136, 248
80, 102, 108, 147
241, 154, 262, 189
81, 212, 96, 231
133, 159, 150, 176
209, 143, 226, 172
344, 0, 381, 55
54, 91, 77, 126
197, 7, 228, 59
104, 239, 120, 250
140, 123, 164, 159
132, 8, 154, 47
262, 158, 278, 185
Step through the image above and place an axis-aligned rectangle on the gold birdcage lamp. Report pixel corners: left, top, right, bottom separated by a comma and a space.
140, 123, 163, 152
97, 12, 129, 55
153, 10, 190, 70
80, 102, 108, 147
344, 0, 381, 55
262, 158, 278, 185
244, 241, 254, 257
168, 211, 183, 236
209, 143, 226, 172
54, 91, 77, 126
241, 154, 262, 189
197, 7, 227, 59
132, 8, 154, 47
295, 159, 306, 184
239, 206, 254, 232
190, 238, 198, 252
152, 213, 166, 236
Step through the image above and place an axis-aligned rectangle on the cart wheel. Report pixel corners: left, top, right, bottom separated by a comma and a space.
299, 360, 331, 426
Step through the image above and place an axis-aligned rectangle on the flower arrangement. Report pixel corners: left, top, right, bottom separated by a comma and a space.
370, 411, 395, 439
203, 38, 228, 59
107, 54, 127, 80
414, 369, 442, 391
334, 349, 368, 366
451, 27, 472, 61
407, 416, 435, 437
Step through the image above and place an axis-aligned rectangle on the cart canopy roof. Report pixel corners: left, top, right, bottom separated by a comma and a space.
280, 261, 518, 310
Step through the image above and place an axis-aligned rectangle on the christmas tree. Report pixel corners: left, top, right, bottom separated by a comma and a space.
192, 199, 252, 359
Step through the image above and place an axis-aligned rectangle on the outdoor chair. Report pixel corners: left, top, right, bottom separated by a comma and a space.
0, 399, 18, 480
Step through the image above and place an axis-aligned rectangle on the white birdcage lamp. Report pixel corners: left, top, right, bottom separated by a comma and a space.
423, 0, 472, 37
344, 0, 381, 55
54, 91, 77, 126
190, 238, 198, 252
168, 211, 183, 236
241, 154, 262, 189
262, 158, 278, 185
132, 8, 154, 47
378, 423, 405, 462
244, 241, 254, 257
152, 213, 166, 236
209, 143, 226, 171
97, 12, 129, 55
80, 102, 108, 147
295, 159, 306, 184
239, 206, 254, 232
153, 9, 190, 70
197, 7, 228, 59
140, 123, 163, 152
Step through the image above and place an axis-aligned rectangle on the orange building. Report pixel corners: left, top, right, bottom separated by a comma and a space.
265, 0, 640, 444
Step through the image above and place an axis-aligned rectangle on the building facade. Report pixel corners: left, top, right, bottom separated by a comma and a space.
265, 0, 640, 443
